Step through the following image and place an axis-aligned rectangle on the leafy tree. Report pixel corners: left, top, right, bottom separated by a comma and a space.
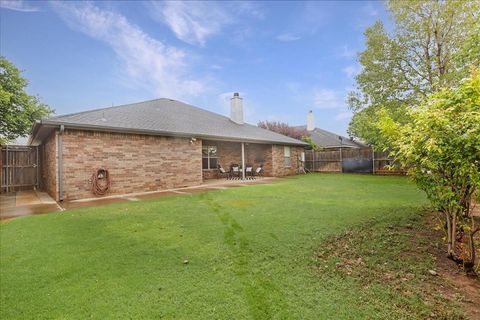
257, 120, 319, 149
456, 26, 480, 70
257, 121, 307, 140
300, 135, 319, 151
0, 56, 53, 144
378, 69, 480, 274
348, 1, 480, 147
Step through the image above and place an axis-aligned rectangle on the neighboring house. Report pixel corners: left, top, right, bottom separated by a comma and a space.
29, 93, 307, 201
296, 111, 367, 150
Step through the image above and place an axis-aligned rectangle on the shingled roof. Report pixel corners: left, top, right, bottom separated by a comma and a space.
295, 125, 367, 148
30, 98, 307, 146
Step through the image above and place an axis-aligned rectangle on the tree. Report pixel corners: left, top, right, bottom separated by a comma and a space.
348, 1, 480, 147
378, 69, 480, 274
257, 120, 318, 150
257, 121, 307, 140
0, 56, 53, 144
299, 135, 319, 151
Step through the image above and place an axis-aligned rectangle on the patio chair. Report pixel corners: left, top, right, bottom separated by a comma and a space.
230, 164, 241, 180
218, 165, 229, 179
245, 165, 254, 179
254, 165, 263, 178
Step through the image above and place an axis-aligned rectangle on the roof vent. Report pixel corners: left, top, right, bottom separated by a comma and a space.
230, 92, 244, 124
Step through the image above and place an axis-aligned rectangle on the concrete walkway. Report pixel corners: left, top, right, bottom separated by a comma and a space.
0, 190, 63, 220
1, 177, 279, 220
62, 177, 278, 209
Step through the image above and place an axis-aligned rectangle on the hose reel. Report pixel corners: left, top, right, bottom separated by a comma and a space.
91, 168, 111, 196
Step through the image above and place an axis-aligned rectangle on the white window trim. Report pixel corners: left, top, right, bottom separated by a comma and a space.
284, 146, 291, 167
202, 146, 218, 170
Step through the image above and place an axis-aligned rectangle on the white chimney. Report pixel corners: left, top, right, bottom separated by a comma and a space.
307, 110, 315, 131
230, 92, 244, 124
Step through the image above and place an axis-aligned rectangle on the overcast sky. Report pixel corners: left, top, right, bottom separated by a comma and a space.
0, 1, 387, 136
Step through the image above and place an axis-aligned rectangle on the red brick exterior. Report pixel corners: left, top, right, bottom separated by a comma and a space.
39, 129, 304, 200
59, 129, 202, 200
41, 131, 58, 200
246, 143, 273, 176
271, 145, 303, 176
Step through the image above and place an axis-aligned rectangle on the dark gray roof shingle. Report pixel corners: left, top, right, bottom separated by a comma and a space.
41, 98, 307, 146
295, 125, 367, 148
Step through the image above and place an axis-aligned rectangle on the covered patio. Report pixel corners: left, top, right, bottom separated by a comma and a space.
201, 140, 276, 180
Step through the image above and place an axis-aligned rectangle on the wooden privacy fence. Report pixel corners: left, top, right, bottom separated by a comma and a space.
304, 148, 404, 174
1, 145, 39, 193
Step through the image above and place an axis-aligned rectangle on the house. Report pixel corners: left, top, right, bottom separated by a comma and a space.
296, 111, 367, 150
29, 93, 308, 201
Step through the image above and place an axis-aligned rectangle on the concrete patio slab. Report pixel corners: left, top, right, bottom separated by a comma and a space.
61, 177, 279, 210
0, 190, 63, 220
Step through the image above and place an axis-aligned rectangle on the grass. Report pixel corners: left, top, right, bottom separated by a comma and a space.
315, 212, 467, 319
0, 173, 464, 319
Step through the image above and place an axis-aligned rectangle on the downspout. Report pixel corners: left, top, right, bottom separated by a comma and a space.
58, 125, 64, 201
36, 146, 39, 190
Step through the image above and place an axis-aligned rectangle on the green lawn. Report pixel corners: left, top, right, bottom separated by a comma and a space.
1, 174, 457, 319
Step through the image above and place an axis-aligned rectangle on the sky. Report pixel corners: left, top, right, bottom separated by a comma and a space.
0, 0, 388, 136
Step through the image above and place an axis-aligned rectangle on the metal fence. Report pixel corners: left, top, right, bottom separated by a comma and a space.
1, 145, 39, 193
304, 148, 404, 174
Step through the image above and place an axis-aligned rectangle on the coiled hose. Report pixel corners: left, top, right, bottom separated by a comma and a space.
92, 168, 111, 196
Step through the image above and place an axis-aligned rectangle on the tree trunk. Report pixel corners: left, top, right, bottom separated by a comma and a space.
445, 211, 453, 256
451, 211, 457, 255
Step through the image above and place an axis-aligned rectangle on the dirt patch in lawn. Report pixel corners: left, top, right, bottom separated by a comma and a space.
314, 211, 480, 319
424, 214, 480, 319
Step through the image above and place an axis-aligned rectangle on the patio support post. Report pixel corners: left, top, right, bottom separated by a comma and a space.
241, 142, 245, 180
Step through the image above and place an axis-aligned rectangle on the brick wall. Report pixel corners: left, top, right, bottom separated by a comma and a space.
61, 129, 202, 200
39, 129, 304, 200
41, 131, 58, 200
246, 143, 273, 176
271, 145, 303, 176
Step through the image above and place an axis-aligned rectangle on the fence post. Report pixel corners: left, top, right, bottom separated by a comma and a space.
312, 150, 315, 172
372, 146, 375, 174
340, 148, 343, 173
5, 145, 8, 193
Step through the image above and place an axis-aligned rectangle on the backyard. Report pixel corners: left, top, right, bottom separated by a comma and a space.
0, 174, 476, 319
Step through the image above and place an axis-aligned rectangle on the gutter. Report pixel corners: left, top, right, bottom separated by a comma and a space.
27, 120, 41, 146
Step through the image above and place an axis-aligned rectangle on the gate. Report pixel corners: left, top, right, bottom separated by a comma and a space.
1, 145, 39, 193
341, 148, 373, 173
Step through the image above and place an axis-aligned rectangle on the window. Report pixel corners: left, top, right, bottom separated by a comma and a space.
202, 146, 218, 170
284, 146, 291, 167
